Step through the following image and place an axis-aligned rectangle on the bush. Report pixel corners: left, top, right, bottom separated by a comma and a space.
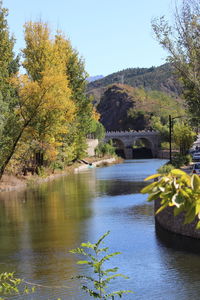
157, 164, 175, 174
184, 154, 192, 165
95, 142, 116, 157
141, 169, 200, 229
172, 153, 192, 168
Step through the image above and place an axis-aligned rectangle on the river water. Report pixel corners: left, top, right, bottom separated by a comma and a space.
1, 159, 200, 299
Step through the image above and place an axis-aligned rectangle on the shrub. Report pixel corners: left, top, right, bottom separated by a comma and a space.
157, 164, 175, 174
141, 169, 200, 229
95, 142, 116, 157
172, 153, 192, 168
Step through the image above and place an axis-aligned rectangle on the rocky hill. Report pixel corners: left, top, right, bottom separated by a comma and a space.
97, 83, 184, 132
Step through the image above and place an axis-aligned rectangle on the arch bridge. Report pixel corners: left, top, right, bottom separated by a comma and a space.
104, 131, 160, 159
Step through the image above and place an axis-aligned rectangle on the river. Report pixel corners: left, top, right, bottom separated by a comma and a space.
1, 159, 200, 299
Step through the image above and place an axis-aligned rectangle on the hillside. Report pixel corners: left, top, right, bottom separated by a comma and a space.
87, 75, 104, 82
87, 63, 182, 101
97, 84, 184, 131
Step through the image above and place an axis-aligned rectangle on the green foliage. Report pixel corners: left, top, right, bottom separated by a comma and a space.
172, 153, 192, 168
65, 45, 95, 159
141, 169, 200, 228
157, 164, 175, 174
90, 120, 106, 140
150, 116, 169, 142
0, 10, 97, 178
152, 0, 200, 120
95, 142, 116, 158
0, 272, 35, 299
173, 122, 196, 156
70, 231, 133, 299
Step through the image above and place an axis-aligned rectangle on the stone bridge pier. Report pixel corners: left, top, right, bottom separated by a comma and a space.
104, 131, 160, 159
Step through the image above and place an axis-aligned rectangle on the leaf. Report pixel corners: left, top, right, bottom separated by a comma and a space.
196, 220, 200, 229
77, 260, 92, 265
191, 174, 200, 191
174, 205, 185, 216
195, 202, 200, 215
144, 173, 161, 181
170, 169, 187, 177
140, 181, 158, 194
102, 274, 129, 285
69, 247, 87, 256
147, 191, 161, 202
99, 252, 121, 265
155, 203, 169, 214
184, 206, 196, 224
95, 231, 110, 249
81, 242, 95, 249
102, 267, 118, 274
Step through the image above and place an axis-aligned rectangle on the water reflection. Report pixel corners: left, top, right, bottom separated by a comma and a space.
155, 222, 200, 300
1, 159, 200, 300
0, 173, 97, 299
97, 180, 147, 196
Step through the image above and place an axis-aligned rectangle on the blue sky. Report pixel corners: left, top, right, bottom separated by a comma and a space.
4, 0, 178, 76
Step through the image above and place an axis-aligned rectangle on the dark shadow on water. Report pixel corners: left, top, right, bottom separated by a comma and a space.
156, 221, 200, 255
132, 147, 153, 159
98, 180, 148, 196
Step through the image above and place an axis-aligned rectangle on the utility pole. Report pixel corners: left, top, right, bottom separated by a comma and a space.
169, 115, 172, 164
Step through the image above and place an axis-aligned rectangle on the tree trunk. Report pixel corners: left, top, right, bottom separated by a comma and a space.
0, 120, 31, 181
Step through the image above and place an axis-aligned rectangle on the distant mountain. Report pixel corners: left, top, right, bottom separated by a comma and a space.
87, 75, 104, 83
87, 64, 182, 98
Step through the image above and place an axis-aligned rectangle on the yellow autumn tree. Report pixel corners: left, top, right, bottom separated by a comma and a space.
0, 22, 76, 177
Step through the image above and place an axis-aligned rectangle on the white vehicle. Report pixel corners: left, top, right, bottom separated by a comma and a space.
192, 163, 200, 175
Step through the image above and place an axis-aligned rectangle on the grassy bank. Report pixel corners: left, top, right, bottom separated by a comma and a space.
0, 156, 123, 192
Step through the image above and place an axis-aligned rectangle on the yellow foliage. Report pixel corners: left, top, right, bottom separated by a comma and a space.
10, 22, 78, 163
92, 107, 100, 121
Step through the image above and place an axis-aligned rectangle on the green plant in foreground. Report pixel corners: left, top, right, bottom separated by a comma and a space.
157, 164, 175, 174
70, 231, 133, 299
0, 272, 35, 299
141, 169, 200, 228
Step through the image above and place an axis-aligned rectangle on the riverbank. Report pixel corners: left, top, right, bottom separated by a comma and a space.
0, 156, 122, 193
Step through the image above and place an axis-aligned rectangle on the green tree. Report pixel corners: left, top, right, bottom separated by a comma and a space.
0, 1, 20, 179
65, 44, 96, 159
173, 121, 196, 155
152, 0, 200, 119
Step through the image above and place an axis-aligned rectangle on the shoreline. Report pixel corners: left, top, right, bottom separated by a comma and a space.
0, 156, 121, 193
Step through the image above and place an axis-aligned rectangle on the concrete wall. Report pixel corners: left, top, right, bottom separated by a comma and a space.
157, 150, 179, 159
155, 199, 200, 239
86, 139, 98, 156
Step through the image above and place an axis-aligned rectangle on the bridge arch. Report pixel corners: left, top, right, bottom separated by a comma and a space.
104, 131, 160, 159
107, 138, 126, 158
132, 137, 153, 158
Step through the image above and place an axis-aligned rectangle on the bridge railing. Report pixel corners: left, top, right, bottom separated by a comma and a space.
105, 130, 159, 136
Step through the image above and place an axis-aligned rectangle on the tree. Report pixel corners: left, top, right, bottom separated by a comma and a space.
0, 22, 76, 178
0, 1, 20, 179
152, 0, 200, 119
173, 121, 196, 155
65, 44, 95, 159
